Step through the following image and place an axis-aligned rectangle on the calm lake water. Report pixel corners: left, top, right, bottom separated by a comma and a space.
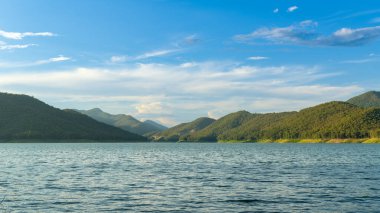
0, 143, 379, 212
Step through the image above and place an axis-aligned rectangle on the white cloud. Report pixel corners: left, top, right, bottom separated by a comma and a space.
154, 117, 178, 127
180, 62, 197, 68
0, 43, 35, 50
135, 49, 179, 60
109, 49, 179, 63
248, 56, 269, 61
273, 8, 279, 13
110, 55, 129, 63
235, 21, 380, 46
0, 29, 54, 40
287, 6, 298, 12
0, 62, 362, 125
0, 55, 71, 68
48, 55, 71, 62
35, 55, 71, 65
136, 102, 165, 114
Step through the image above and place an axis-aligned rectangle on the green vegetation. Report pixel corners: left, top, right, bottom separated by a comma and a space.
77, 108, 167, 136
186, 111, 255, 141
153, 117, 215, 141
218, 111, 296, 141
154, 99, 380, 143
347, 91, 380, 108
3, 90, 380, 143
221, 101, 380, 141
0, 93, 146, 141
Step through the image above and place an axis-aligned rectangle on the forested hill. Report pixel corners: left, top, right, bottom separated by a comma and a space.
0, 93, 146, 141
220, 101, 380, 141
153, 117, 215, 141
185, 111, 255, 142
153, 98, 380, 142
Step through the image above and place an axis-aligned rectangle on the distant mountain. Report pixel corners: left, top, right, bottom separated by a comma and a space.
156, 101, 380, 142
0, 93, 146, 141
347, 91, 380, 108
77, 108, 167, 136
153, 117, 215, 141
143, 120, 167, 131
186, 111, 254, 141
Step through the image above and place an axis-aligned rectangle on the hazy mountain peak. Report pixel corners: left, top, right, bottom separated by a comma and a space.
77, 109, 167, 136
347, 91, 380, 108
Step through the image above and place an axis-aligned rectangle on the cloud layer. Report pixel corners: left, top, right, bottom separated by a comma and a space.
235, 21, 380, 46
0, 62, 362, 126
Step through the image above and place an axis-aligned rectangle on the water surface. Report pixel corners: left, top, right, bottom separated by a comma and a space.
0, 143, 379, 212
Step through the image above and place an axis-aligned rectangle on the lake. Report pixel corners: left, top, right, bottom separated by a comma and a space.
0, 143, 379, 212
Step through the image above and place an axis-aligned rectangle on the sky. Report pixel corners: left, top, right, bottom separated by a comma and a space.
1, 0, 380, 126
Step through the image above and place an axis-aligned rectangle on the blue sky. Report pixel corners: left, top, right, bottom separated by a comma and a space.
1, 0, 380, 126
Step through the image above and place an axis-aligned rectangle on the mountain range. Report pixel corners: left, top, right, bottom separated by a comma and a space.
1, 90, 380, 143
153, 91, 380, 143
0, 92, 146, 141
76, 108, 167, 136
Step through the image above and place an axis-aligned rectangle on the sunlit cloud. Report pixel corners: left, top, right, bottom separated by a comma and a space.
0, 29, 54, 40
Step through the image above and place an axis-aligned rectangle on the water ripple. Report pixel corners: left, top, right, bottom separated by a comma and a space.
0, 143, 379, 212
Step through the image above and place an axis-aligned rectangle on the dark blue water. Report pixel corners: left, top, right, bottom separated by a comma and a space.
0, 143, 379, 212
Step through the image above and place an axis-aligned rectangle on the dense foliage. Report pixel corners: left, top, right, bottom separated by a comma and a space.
220, 102, 380, 141
77, 108, 167, 136
0, 93, 146, 141
186, 111, 255, 141
155, 101, 380, 142
153, 117, 215, 141
347, 91, 380, 108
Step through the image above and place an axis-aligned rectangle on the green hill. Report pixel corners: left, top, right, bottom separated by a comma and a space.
77, 108, 167, 136
220, 101, 380, 141
218, 112, 296, 141
186, 111, 254, 141
156, 98, 380, 142
153, 117, 215, 141
0, 93, 146, 141
347, 91, 380, 108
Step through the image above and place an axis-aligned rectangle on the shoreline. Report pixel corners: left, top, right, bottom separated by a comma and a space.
0, 138, 380, 143
218, 138, 380, 144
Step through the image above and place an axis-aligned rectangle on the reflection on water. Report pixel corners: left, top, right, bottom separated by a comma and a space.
0, 143, 379, 212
